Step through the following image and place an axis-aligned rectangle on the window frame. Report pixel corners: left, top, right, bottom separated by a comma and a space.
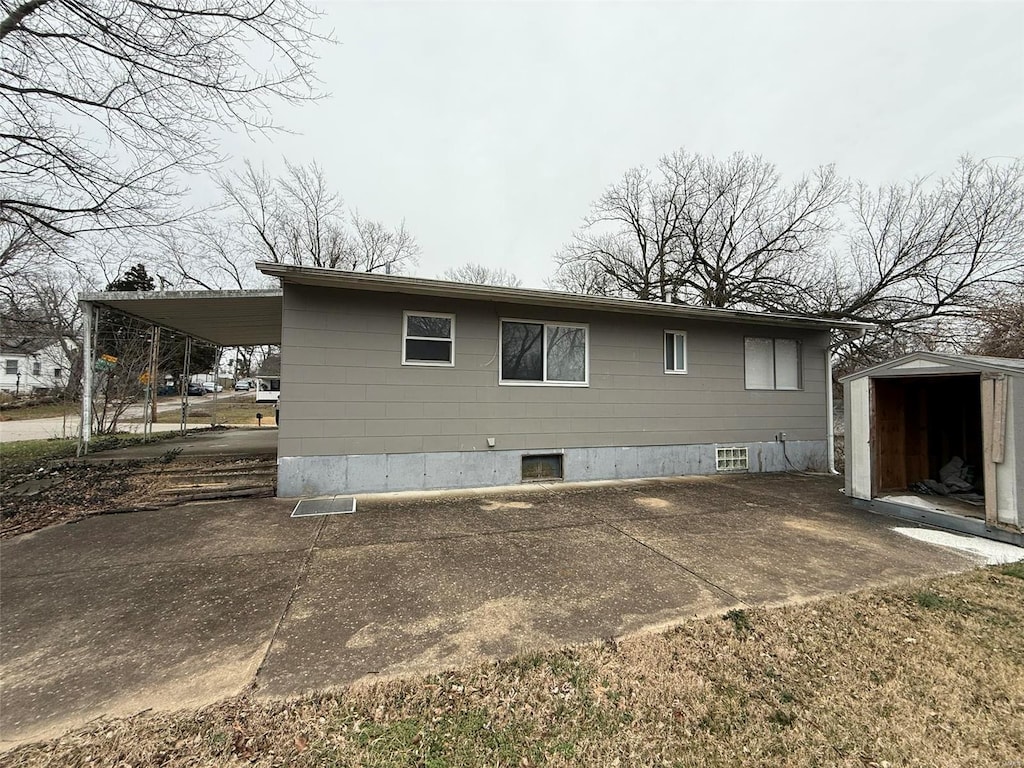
4, 360, 17, 375
499, 318, 590, 387
743, 337, 803, 391
663, 330, 688, 374
402, 310, 456, 367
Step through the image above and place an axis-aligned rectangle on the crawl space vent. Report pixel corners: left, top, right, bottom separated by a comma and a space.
716, 446, 749, 472
522, 454, 563, 482
291, 496, 357, 517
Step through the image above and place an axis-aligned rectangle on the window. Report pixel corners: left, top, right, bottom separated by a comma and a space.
664, 331, 687, 374
500, 320, 588, 385
32, 361, 41, 375
716, 446, 749, 472
744, 337, 801, 390
403, 311, 454, 366
4, 360, 17, 375
54, 368, 63, 378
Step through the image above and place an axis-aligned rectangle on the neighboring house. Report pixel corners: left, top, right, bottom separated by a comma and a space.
0, 338, 74, 394
842, 352, 1023, 544
256, 264, 869, 497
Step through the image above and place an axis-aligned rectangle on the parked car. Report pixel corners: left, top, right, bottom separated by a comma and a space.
202, 382, 224, 393
186, 382, 206, 396
157, 384, 175, 396
234, 380, 251, 391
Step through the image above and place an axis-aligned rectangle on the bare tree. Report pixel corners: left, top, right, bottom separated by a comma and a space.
217, 160, 420, 275
441, 262, 522, 287
553, 162, 688, 301
968, 290, 1024, 359
553, 152, 1023, 369
552, 150, 844, 307
817, 156, 1024, 369
1, 0, 328, 242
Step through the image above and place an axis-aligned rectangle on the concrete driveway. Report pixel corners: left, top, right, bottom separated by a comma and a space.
0, 473, 976, 748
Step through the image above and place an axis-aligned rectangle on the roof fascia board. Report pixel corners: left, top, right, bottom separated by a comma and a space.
80, 289, 282, 302
256, 262, 869, 332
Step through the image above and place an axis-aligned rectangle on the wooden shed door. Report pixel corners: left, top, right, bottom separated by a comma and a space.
871, 378, 906, 495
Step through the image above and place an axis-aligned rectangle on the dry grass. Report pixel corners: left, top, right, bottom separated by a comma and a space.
6, 564, 1023, 767
125, 402, 272, 427
0, 400, 77, 421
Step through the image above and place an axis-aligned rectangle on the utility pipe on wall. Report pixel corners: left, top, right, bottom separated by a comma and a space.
826, 345, 838, 475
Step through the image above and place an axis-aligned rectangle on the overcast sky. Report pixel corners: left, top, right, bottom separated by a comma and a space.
224, 0, 1024, 288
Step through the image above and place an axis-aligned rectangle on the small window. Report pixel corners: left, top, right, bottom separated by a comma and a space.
664, 331, 687, 374
4, 360, 17, 375
744, 337, 801, 390
54, 368, 63, 378
522, 453, 564, 481
500, 320, 588, 385
32, 361, 41, 375
403, 311, 455, 366
716, 446, 749, 472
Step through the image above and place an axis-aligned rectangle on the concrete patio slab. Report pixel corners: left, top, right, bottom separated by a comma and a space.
253, 521, 734, 697
0, 473, 980, 749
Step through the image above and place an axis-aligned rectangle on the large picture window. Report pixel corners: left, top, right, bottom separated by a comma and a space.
744, 337, 801, 390
500, 320, 588, 385
403, 311, 454, 366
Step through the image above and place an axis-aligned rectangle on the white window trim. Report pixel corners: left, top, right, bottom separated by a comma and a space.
402, 310, 456, 367
499, 318, 590, 387
664, 330, 688, 374
744, 337, 802, 391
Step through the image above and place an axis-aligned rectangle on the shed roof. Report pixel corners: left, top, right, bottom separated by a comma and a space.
256, 262, 872, 332
840, 351, 1024, 382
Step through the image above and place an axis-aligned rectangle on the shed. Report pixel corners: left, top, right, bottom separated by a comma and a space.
842, 352, 1023, 544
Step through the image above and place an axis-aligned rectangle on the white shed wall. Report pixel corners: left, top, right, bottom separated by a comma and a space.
847, 377, 871, 500
994, 375, 1018, 527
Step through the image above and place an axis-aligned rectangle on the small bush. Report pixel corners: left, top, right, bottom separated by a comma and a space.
724, 608, 752, 635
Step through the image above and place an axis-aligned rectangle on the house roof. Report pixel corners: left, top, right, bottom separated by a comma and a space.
256, 262, 872, 333
840, 351, 1024, 382
1, 339, 48, 356
79, 265, 872, 348
0, 337, 68, 356
78, 290, 283, 346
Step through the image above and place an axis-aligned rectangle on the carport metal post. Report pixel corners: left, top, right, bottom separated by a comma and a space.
179, 335, 192, 436
77, 301, 96, 457
142, 324, 157, 442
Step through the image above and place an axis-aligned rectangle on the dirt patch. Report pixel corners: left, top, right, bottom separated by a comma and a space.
1, 455, 276, 539
5, 564, 1022, 766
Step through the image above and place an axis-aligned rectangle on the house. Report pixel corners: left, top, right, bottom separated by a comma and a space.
0, 337, 74, 394
255, 264, 869, 497
842, 352, 1023, 545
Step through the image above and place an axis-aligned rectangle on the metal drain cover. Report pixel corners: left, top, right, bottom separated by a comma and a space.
291, 496, 357, 517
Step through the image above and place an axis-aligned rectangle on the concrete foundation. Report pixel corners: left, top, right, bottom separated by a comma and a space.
277, 439, 828, 497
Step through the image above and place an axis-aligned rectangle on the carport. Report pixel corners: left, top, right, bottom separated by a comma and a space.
78, 290, 283, 452
843, 352, 1023, 545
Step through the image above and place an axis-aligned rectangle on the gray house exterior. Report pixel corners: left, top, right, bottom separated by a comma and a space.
259, 264, 866, 498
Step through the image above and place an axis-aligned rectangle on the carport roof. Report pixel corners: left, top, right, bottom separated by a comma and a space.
80, 290, 282, 346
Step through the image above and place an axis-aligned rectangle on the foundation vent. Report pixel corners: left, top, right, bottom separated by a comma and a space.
291, 496, 357, 517
716, 446, 749, 472
522, 453, 564, 482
